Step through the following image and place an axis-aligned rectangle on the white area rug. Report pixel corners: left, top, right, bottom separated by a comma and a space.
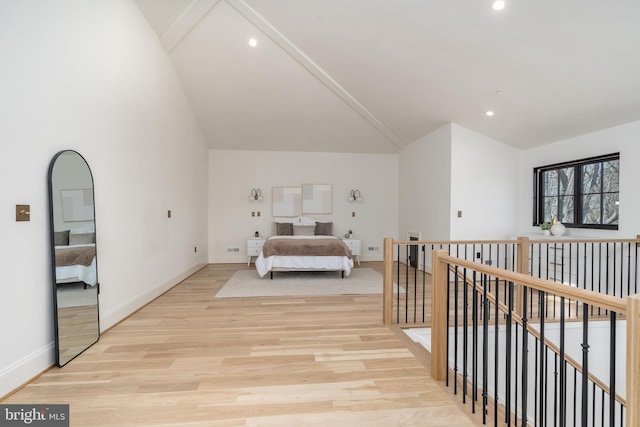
216, 268, 394, 298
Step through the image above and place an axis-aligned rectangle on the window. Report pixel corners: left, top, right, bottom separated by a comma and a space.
533, 153, 619, 229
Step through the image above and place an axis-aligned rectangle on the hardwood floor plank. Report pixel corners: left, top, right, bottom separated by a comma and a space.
2, 263, 479, 426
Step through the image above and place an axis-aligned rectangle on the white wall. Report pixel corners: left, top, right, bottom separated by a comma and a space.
0, 1, 208, 398
518, 120, 640, 238
450, 124, 520, 240
399, 123, 520, 242
399, 124, 452, 241
209, 150, 398, 262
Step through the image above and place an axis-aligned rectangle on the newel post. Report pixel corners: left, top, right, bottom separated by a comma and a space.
431, 250, 448, 381
383, 237, 394, 325
626, 295, 640, 427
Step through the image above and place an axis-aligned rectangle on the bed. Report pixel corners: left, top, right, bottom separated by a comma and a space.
53, 228, 98, 287
55, 244, 97, 286
255, 235, 354, 278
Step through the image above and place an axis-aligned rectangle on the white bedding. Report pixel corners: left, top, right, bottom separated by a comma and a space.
255, 236, 354, 278
55, 244, 98, 286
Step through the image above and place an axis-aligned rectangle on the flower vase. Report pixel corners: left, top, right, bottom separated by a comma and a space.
550, 221, 566, 236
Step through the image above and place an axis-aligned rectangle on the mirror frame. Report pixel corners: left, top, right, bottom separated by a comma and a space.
48, 150, 100, 367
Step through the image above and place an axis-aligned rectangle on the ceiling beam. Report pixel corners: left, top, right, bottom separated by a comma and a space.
226, 0, 405, 150
161, 0, 221, 52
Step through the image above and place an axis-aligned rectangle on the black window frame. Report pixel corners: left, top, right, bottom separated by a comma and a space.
533, 152, 620, 230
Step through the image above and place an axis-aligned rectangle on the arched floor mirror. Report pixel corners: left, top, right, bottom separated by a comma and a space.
48, 150, 100, 366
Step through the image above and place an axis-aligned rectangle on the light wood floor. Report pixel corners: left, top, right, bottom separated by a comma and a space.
2, 263, 481, 427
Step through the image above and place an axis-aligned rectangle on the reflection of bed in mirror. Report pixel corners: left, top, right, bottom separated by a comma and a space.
55, 244, 97, 286
255, 217, 354, 279
53, 227, 97, 287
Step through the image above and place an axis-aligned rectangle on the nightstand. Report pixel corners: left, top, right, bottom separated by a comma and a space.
247, 238, 265, 266
342, 238, 361, 265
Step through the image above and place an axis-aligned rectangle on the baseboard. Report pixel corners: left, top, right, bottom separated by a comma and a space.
0, 260, 208, 400
208, 256, 247, 264
100, 259, 208, 331
0, 343, 55, 399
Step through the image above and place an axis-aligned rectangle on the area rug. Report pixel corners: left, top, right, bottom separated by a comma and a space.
215, 268, 399, 298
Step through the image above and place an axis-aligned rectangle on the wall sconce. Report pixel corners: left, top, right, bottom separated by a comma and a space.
249, 188, 263, 201
347, 189, 363, 202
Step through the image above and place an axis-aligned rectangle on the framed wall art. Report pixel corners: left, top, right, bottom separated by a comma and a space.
302, 184, 332, 214
272, 187, 302, 217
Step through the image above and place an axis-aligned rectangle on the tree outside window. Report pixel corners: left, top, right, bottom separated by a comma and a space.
534, 153, 619, 230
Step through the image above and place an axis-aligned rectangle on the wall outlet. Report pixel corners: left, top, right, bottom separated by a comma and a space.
368, 246, 380, 251
476, 252, 481, 259
227, 247, 240, 252
484, 260, 493, 266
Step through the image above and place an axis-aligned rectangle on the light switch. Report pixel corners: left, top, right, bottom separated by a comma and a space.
16, 205, 30, 222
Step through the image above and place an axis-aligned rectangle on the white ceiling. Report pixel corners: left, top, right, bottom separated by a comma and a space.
134, 0, 640, 154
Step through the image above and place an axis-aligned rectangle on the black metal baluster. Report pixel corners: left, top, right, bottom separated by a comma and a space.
553, 353, 558, 427
609, 311, 617, 427
539, 290, 546, 427
472, 270, 478, 414
445, 247, 451, 387
573, 368, 577, 427
405, 245, 409, 323
559, 295, 567, 427
505, 281, 513, 426
483, 273, 489, 425
514, 311, 519, 426
612, 242, 617, 299
600, 388, 605, 427
413, 250, 417, 322
396, 245, 400, 324
463, 266, 468, 404
454, 267, 459, 395
635, 240, 638, 295
521, 286, 529, 427
422, 245, 426, 322
625, 242, 631, 298
591, 383, 596, 427
534, 339, 539, 427
494, 273, 500, 426
581, 303, 590, 427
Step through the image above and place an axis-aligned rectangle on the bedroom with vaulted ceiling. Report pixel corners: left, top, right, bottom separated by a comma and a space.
2, 1, 640, 425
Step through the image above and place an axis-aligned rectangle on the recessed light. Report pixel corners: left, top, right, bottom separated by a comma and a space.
248, 38, 257, 47
492, 1, 505, 11
486, 110, 495, 117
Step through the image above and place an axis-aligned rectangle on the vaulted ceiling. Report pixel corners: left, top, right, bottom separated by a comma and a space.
134, 0, 640, 154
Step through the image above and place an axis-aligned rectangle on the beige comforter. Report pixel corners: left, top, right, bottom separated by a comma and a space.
262, 238, 352, 259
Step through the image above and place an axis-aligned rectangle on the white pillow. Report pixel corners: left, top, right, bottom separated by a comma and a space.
293, 224, 315, 236
274, 217, 297, 223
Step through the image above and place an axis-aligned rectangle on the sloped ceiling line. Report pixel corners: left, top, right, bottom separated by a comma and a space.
160, 0, 406, 151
